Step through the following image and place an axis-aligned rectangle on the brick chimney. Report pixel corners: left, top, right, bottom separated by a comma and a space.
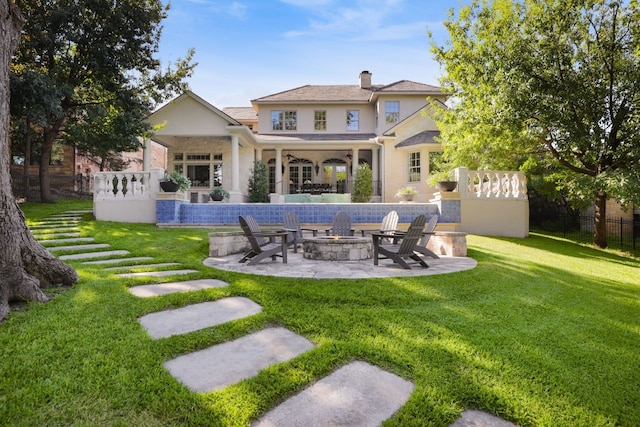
359, 70, 372, 88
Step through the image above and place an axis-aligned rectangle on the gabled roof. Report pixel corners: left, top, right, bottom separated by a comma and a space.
151, 90, 241, 126
252, 79, 444, 105
222, 107, 258, 121
375, 80, 442, 94
394, 130, 441, 148
252, 85, 373, 104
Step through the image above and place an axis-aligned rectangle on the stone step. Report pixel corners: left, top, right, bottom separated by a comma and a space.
82, 257, 154, 265
164, 327, 315, 392
29, 221, 80, 228
449, 410, 518, 427
30, 227, 80, 234
58, 250, 130, 260
128, 279, 229, 298
39, 237, 95, 245
139, 297, 262, 339
104, 263, 181, 271
47, 243, 110, 252
115, 269, 198, 278
33, 232, 82, 239
253, 361, 414, 427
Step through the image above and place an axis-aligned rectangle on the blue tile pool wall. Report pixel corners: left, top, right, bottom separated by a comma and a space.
156, 200, 187, 223
157, 201, 453, 225
439, 200, 461, 223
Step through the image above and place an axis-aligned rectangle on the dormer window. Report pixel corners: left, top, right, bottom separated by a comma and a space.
271, 110, 297, 131
385, 101, 399, 124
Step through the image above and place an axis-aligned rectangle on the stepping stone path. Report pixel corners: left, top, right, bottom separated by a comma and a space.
35, 210, 515, 426
138, 297, 262, 339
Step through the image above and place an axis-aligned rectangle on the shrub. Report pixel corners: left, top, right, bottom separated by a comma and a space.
247, 160, 269, 203
352, 163, 373, 202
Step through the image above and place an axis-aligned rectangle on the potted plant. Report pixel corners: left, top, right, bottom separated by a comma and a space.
160, 171, 191, 192
428, 170, 457, 192
395, 186, 419, 201
209, 186, 230, 201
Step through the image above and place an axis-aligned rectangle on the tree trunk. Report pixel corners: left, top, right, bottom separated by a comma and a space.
0, 1, 78, 322
593, 190, 608, 249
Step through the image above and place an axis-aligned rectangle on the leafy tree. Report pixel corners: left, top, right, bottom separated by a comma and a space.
247, 160, 269, 203
11, 0, 195, 202
352, 163, 373, 202
431, 0, 640, 248
1, 0, 77, 322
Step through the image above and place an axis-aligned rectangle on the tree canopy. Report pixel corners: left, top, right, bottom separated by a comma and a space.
11, 0, 195, 201
430, 0, 640, 247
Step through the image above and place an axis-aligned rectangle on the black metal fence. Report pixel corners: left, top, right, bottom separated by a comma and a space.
530, 213, 640, 250
11, 173, 94, 200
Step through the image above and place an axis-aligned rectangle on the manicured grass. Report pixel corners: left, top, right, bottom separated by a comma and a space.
2, 200, 639, 426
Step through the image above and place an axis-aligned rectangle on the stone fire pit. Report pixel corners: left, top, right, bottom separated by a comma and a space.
302, 236, 373, 261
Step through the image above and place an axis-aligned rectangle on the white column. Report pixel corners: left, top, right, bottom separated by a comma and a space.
255, 147, 263, 163
275, 148, 283, 194
372, 146, 380, 195
231, 134, 240, 192
142, 139, 151, 171
352, 148, 359, 176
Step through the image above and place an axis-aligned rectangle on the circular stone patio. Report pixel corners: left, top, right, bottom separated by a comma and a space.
203, 252, 477, 279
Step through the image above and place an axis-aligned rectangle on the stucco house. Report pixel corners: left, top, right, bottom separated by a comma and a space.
146, 71, 447, 203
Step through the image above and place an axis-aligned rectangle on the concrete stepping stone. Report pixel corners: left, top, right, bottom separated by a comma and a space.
59, 250, 130, 260
139, 297, 262, 339
31, 227, 79, 234
47, 243, 110, 252
104, 263, 180, 271
253, 361, 414, 427
30, 221, 80, 228
82, 257, 154, 265
39, 237, 95, 245
128, 279, 229, 297
33, 232, 81, 239
116, 269, 198, 278
164, 327, 315, 392
449, 410, 518, 427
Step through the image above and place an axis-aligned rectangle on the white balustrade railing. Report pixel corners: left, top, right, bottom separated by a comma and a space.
454, 167, 527, 200
93, 171, 152, 201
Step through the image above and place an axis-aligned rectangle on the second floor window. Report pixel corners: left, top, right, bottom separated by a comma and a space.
409, 152, 421, 182
385, 101, 399, 124
314, 110, 326, 131
271, 110, 297, 131
346, 110, 359, 131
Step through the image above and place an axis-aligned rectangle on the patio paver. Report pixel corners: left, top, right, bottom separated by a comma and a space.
128, 278, 229, 297
253, 361, 414, 427
164, 327, 315, 392
138, 297, 262, 339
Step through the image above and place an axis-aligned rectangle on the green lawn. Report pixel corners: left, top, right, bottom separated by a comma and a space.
1, 200, 639, 426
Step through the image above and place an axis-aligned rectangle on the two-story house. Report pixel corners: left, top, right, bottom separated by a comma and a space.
145, 71, 447, 203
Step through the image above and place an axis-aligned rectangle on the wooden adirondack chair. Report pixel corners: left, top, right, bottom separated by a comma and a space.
238, 215, 288, 265
325, 211, 354, 236
413, 214, 440, 259
372, 214, 429, 269
360, 210, 399, 243
283, 211, 318, 252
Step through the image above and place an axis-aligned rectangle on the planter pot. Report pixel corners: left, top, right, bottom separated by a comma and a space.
210, 194, 224, 201
437, 181, 457, 192
401, 194, 415, 202
160, 181, 180, 192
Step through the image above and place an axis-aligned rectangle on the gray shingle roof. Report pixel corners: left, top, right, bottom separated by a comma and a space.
394, 130, 441, 148
222, 107, 258, 121
259, 133, 376, 142
252, 85, 374, 103
252, 80, 443, 104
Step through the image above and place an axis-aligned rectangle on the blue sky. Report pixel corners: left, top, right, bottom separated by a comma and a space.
158, 0, 469, 107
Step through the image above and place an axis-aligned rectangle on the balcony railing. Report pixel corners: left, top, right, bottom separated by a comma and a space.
455, 167, 527, 200
94, 172, 152, 201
